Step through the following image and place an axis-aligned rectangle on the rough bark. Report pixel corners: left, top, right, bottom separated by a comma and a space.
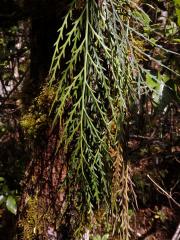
18, 1, 70, 239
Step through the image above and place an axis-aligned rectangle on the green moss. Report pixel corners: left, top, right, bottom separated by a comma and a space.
20, 113, 36, 135
19, 192, 58, 240
36, 86, 55, 107
20, 85, 56, 137
20, 196, 38, 239
19, 195, 44, 240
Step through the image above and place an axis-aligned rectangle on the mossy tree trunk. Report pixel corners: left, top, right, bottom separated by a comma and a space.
4, 1, 71, 239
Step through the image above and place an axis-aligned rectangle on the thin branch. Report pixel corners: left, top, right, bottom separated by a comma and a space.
147, 174, 180, 208
172, 223, 180, 240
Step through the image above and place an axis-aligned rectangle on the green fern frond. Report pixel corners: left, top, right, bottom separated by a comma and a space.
49, 0, 179, 238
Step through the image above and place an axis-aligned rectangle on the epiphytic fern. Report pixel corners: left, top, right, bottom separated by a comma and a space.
49, 0, 179, 238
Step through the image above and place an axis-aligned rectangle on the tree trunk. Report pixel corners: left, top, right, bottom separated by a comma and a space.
22, 0, 67, 105
18, 1, 70, 239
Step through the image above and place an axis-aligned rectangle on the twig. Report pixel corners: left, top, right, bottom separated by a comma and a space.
0, 67, 29, 108
147, 174, 180, 208
130, 134, 155, 140
172, 223, 180, 240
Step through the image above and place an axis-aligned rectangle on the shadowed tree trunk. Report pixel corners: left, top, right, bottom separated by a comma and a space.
18, 1, 72, 239
1, 1, 70, 239
22, 0, 67, 105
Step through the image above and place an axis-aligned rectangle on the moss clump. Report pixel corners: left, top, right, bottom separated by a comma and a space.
20, 85, 56, 137
19, 195, 42, 240
19, 192, 57, 240
35, 86, 55, 109
20, 113, 37, 136
20, 112, 47, 137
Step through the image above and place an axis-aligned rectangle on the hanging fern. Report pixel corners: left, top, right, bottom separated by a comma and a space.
49, 0, 179, 238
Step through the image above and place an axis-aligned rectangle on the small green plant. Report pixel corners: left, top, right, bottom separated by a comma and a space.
154, 209, 167, 223
0, 122, 6, 135
0, 177, 17, 215
92, 234, 109, 240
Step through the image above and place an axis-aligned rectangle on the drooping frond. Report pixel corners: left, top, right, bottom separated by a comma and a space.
49, 0, 179, 238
